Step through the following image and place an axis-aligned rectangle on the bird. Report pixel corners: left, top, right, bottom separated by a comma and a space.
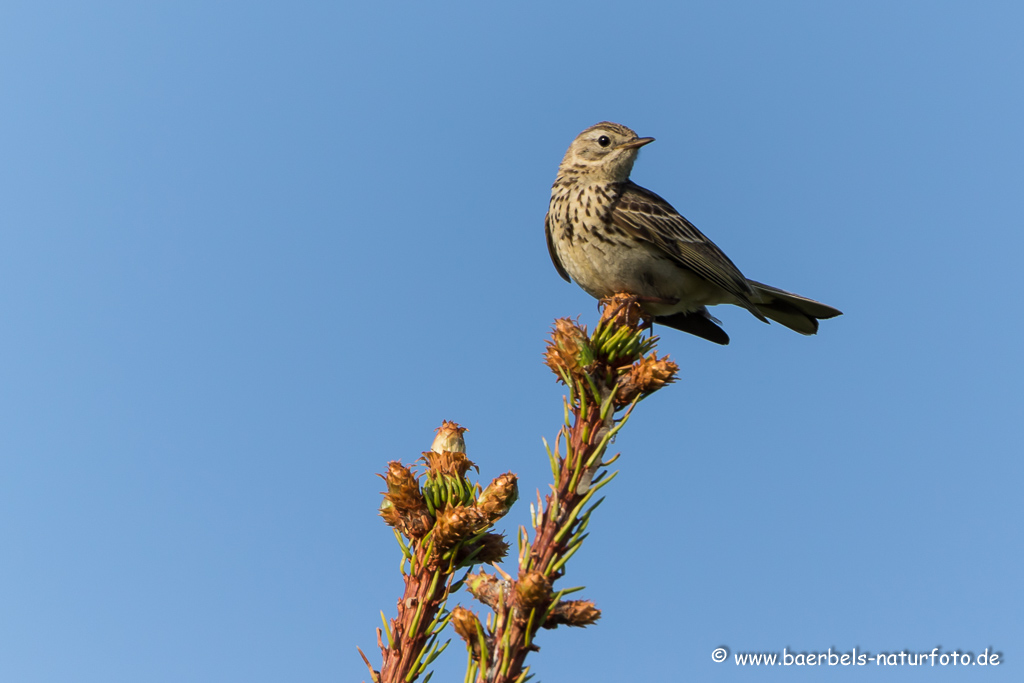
545, 121, 842, 344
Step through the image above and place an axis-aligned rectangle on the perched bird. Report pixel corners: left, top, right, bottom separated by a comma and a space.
545, 122, 842, 344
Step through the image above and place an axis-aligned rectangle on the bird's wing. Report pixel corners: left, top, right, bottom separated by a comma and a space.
545, 211, 571, 282
611, 181, 762, 314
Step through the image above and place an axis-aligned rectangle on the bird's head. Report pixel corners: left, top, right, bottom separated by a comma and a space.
557, 122, 654, 183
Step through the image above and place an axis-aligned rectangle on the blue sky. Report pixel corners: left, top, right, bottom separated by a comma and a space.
1, 1, 1021, 681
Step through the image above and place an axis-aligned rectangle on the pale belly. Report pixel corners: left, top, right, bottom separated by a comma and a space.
554, 228, 735, 316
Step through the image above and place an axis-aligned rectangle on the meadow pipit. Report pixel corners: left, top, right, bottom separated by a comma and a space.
545, 122, 842, 344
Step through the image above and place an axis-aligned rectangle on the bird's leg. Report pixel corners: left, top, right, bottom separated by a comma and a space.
634, 295, 676, 337
634, 294, 675, 335
599, 293, 642, 327
600, 292, 680, 329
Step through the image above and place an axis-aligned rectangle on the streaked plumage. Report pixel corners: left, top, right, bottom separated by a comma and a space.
545, 122, 841, 344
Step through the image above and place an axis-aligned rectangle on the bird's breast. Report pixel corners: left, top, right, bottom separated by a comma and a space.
547, 182, 735, 314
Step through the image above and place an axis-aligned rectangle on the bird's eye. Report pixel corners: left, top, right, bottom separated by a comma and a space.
597, 135, 611, 147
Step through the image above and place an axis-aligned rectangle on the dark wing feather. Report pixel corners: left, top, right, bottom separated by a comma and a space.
611, 181, 765, 319
545, 212, 571, 282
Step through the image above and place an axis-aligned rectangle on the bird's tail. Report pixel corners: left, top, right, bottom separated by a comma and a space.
655, 309, 731, 345
747, 280, 843, 335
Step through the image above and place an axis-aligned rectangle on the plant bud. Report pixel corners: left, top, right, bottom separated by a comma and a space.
543, 599, 601, 629
599, 293, 644, 328
379, 461, 432, 538
476, 472, 518, 523
451, 606, 484, 655
616, 352, 679, 405
515, 570, 552, 610
459, 532, 508, 565
544, 318, 592, 382
422, 450, 477, 479
431, 420, 467, 454
465, 571, 506, 609
431, 505, 486, 551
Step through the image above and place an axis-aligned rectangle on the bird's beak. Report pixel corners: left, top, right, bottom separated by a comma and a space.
619, 136, 655, 150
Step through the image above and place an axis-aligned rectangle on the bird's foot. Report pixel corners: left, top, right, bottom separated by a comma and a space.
598, 292, 668, 329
